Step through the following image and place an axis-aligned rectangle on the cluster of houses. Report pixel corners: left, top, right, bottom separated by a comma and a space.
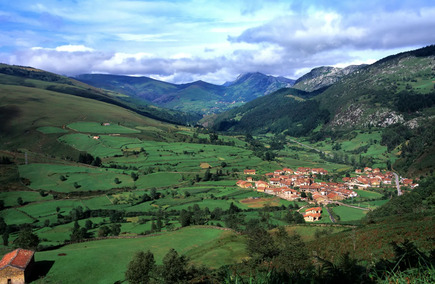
237, 167, 358, 204
351, 167, 418, 189
237, 166, 418, 205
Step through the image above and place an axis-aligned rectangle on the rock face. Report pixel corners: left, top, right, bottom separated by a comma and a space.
293, 65, 366, 92
330, 104, 404, 129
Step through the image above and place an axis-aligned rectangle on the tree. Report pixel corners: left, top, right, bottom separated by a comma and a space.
179, 210, 192, 227
14, 228, 39, 250
85, 219, 93, 230
17, 197, 24, 206
131, 172, 139, 181
125, 250, 156, 284
70, 221, 87, 241
150, 188, 159, 200
161, 249, 189, 284
91, 156, 102, 167
110, 223, 121, 236
98, 226, 111, 237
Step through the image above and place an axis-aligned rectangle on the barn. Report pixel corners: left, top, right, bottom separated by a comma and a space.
0, 249, 34, 284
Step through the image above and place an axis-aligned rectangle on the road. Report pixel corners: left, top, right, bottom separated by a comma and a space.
325, 206, 336, 223
288, 138, 333, 157
335, 201, 370, 211
393, 172, 402, 196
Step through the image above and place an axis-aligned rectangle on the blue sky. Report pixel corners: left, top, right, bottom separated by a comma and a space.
1, 0, 434, 84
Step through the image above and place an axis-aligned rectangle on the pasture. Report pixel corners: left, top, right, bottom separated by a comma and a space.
67, 122, 141, 134
34, 227, 245, 284
332, 206, 368, 222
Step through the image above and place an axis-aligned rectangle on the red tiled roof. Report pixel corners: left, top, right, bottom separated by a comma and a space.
0, 249, 34, 270
304, 213, 322, 218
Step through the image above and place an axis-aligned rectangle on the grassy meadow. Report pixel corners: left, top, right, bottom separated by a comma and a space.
0, 82, 399, 283
34, 227, 245, 284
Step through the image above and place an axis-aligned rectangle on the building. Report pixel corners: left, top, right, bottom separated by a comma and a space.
244, 169, 256, 175
0, 248, 35, 284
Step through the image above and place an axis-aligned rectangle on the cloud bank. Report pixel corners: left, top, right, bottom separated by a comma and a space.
1, 0, 434, 84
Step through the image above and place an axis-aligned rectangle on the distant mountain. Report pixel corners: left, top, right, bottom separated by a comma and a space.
293, 65, 366, 92
223, 72, 295, 102
75, 72, 295, 115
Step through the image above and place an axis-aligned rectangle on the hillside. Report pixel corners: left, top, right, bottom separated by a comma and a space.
315, 45, 435, 129
211, 87, 328, 136
293, 65, 366, 92
209, 46, 435, 176
0, 66, 189, 155
75, 72, 294, 115
0, 64, 200, 126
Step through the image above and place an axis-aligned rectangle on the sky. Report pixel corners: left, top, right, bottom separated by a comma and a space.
1, 0, 434, 84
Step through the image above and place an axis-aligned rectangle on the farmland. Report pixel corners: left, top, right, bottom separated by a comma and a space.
0, 79, 424, 283
34, 227, 245, 284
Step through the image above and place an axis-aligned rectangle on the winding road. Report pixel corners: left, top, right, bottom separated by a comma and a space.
393, 172, 402, 196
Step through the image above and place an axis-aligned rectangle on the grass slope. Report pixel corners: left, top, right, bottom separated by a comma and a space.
34, 227, 245, 284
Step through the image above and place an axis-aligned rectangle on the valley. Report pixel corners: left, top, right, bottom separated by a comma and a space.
0, 45, 434, 284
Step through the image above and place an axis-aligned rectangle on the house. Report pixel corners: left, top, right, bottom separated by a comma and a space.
255, 180, 269, 188
355, 169, 362, 174
383, 178, 392, 185
312, 168, 328, 175
102, 122, 111, 126
401, 179, 413, 186
246, 176, 253, 182
236, 180, 253, 188
304, 212, 322, 222
269, 178, 281, 186
282, 188, 300, 198
305, 207, 322, 214
0, 248, 35, 284
244, 169, 256, 175
92, 136, 100, 140
297, 167, 311, 174
370, 178, 381, 187
364, 167, 372, 172
282, 168, 294, 174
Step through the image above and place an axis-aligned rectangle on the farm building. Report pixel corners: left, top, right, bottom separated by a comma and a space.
0, 248, 35, 284
244, 169, 256, 175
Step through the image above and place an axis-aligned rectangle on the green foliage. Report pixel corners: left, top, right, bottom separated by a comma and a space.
161, 248, 190, 283
213, 88, 329, 136
14, 228, 39, 250
246, 226, 310, 273
125, 250, 156, 284
0, 156, 12, 164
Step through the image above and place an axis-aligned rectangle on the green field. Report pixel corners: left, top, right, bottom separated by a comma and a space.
34, 227, 245, 284
67, 122, 141, 134
332, 206, 368, 222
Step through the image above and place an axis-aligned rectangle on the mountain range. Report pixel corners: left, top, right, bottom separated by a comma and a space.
75, 72, 295, 115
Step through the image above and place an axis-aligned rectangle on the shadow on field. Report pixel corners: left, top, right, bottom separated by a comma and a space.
29, 260, 54, 282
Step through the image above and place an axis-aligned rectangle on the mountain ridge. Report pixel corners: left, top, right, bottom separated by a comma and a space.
75, 72, 295, 115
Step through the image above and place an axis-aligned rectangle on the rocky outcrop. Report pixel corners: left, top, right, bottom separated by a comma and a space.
330, 104, 404, 128
293, 65, 366, 92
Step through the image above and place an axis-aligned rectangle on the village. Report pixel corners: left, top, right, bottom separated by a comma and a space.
236, 166, 418, 222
